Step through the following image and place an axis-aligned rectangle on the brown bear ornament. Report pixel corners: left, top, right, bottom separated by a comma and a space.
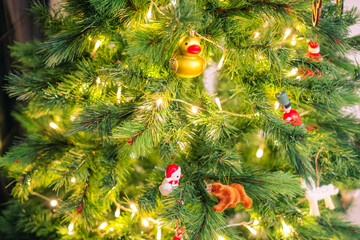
206, 181, 252, 212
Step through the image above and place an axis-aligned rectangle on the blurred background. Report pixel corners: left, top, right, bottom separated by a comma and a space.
0, 0, 359, 227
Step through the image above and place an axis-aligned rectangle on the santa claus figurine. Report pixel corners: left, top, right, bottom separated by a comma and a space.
275, 91, 303, 127
173, 227, 185, 240
159, 164, 183, 196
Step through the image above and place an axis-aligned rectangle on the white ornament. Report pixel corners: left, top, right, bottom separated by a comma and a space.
202, 61, 219, 96
301, 177, 339, 216
159, 164, 182, 196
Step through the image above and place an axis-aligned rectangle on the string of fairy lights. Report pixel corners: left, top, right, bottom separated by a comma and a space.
42, 26, 304, 239
28, 1, 322, 238
30, 184, 294, 239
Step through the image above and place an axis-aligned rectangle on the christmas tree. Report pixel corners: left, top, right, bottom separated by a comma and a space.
1, 0, 360, 239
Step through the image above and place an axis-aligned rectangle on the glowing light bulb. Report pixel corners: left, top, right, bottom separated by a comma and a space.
115, 207, 120, 218
130, 204, 137, 212
142, 218, 150, 227
217, 53, 226, 70
254, 112, 260, 117
147, 5, 152, 20
68, 222, 74, 232
253, 219, 259, 225
71, 177, 76, 183
96, 77, 101, 84
94, 40, 102, 51
289, 68, 298, 76
109, 227, 114, 231
254, 32, 260, 39
191, 106, 198, 114
284, 29, 291, 40
156, 225, 162, 240
275, 101, 280, 110
218, 236, 225, 240
156, 98, 163, 107
291, 37, 296, 46
282, 221, 293, 237
70, 116, 76, 121
117, 87, 122, 102
246, 225, 257, 235
256, 148, 264, 158
49, 122, 59, 129
296, 76, 301, 80
99, 222, 107, 229
50, 200, 58, 207
215, 97, 222, 110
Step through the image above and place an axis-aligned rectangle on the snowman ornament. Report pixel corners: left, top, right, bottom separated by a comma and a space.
159, 164, 183, 196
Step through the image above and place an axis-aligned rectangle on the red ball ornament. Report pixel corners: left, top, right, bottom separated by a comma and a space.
283, 109, 303, 126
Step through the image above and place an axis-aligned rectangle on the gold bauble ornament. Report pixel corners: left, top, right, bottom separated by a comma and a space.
169, 34, 206, 78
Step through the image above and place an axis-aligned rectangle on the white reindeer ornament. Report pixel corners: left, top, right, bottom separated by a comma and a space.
301, 177, 339, 216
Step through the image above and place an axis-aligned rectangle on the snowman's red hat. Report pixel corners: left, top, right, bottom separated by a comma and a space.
166, 164, 181, 179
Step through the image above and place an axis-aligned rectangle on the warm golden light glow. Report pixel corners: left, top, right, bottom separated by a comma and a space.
290, 68, 298, 76
156, 98, 163, 107
142, 218, 150, 227
147, 5, 152, 20
99, 222, 107, 230
50, 200, 58, 207
130, 204, 137, 212
49, 122, 59, 129
156, 225, 162, 240
117, 87, 122, 100
68, 222, 74, 232
94, 40, 102, 51
246, 225, 257, 235
282, 221, 293, 237
284, 29, 291, 40
115, 208, 120, 218
256, 148, 264, 158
